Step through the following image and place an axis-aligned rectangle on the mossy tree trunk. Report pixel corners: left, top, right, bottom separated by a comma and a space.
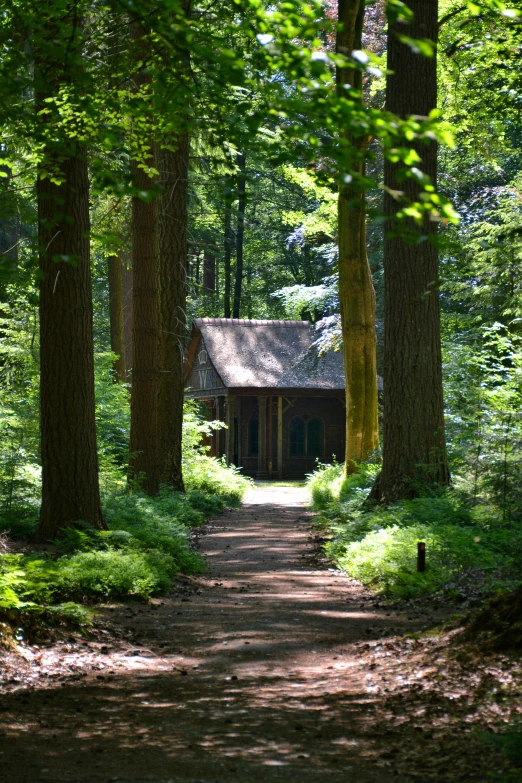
35, 9, 104, 539
337, 0, 379, 473
370, 0, 450, 502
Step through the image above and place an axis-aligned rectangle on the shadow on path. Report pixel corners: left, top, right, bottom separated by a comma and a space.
0, 484, 467, 782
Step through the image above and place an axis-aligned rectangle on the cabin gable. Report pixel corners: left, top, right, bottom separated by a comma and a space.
185, 336, 225, 398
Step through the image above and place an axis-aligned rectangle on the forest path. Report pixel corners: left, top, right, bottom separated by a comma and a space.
0, 484, 488, 782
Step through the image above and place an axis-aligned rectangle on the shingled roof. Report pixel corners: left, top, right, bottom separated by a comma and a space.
187, 318, 345, 390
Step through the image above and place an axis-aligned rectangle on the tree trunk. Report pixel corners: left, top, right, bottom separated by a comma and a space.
157, 136, 189, 491
203, 249, 216, 293
337, 0, 379, 472
232, 153, 246, 319
121, 254, 133, 380
0, 161, 19, 266
223, 176, 232, 318
107, 253, 126, 383
128, 22, 160, 496
370, 0, 450, 501
34, 12, 104, 538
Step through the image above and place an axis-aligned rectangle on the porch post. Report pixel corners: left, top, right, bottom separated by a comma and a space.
277, 395, 283, 480
226, 394, 235, 465
268, 396, 273, 478
210, 398, 217, 457
217, 395, 226, 457
257, 395, 268, 478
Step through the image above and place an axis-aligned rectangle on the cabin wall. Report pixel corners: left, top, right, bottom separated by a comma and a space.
238, 395, 345, 479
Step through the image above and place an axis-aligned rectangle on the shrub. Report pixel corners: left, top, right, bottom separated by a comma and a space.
48, 549, 178, 600
183, 455, 251, 507
334, 523, 498, 598
308, 462, 522, 599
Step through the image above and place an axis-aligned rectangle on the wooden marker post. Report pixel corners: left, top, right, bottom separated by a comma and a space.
417, 542, 426, 573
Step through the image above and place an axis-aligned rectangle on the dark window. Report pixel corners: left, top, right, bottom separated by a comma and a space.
249, 416, 259, 455
307, 418, 323, 457
289, 417, 306, 456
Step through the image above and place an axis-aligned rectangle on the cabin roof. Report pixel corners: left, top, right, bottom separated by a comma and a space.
186, 317, 345, 390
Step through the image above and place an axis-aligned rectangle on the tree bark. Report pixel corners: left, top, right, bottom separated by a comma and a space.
157, 135, 189, 491
34, 12, 104, 538
107, 253, 126, 383
203, 249, 216, 293
232, 153, 246, 319
370, 0, 450, 501
223, 176, 232, 318
121, 254, 133, 380
337, 0, 379, 472
128, 22, 160, 495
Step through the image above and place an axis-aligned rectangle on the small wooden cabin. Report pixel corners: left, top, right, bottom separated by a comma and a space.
184, 318, 347, 479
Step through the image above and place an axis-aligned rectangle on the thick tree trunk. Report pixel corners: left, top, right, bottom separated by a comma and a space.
35, 13, 104, 540
337, 0, 379, 472
157, 136, 189, 491
232, 154, 246, 319
107, 253, 126, 383
128, 22, 160, 495
37, 154, 104, 538
223, 182, 232, 318
370, 0, 450, 501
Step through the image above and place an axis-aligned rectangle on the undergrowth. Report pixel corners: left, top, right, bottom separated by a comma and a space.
1, 451, 250, 640
307, 463, 522, 600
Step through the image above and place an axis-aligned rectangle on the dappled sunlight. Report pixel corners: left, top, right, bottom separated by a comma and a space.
0, 485, 474, 783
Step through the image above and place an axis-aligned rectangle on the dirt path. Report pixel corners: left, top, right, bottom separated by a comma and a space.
0, 484, 505, 782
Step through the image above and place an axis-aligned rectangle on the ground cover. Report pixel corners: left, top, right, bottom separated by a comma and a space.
0, 454, 251, 645
307, 462, 522, 601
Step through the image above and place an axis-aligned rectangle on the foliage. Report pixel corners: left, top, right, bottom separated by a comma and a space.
0, 399, 249, 637
307, 463, 522, 599
485, 720, 522, 782
184, 456, 251, 508
308, 461, 380, 510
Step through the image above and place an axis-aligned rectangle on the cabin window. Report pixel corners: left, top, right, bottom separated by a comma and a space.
249, 416, 259, 456
289, 416, 323, 457
307, 418, 323, 457
289, 417, 306, 456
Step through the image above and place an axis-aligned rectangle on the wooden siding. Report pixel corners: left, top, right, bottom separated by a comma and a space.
238, 395, 345, 478
185, 336, 225, 398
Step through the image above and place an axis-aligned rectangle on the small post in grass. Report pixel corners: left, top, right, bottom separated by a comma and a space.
417, 541, 426, 573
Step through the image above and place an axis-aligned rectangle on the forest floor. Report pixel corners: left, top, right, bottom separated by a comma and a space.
1, 484, 521, 783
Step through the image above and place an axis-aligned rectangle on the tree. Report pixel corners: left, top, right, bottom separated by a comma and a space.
232, 153, 246, 318
157, 133, 190, 490
337, 0, 379, 472
35, 6, 104, 538
223, 176, 233, 318
107, 253, 127, 383
128, 21, 160, 496
370, 0, 450, 502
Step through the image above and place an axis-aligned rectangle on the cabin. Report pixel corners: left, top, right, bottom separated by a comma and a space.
184, 318, 347, 479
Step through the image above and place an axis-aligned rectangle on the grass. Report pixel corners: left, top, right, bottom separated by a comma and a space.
307, 462, 522, 600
